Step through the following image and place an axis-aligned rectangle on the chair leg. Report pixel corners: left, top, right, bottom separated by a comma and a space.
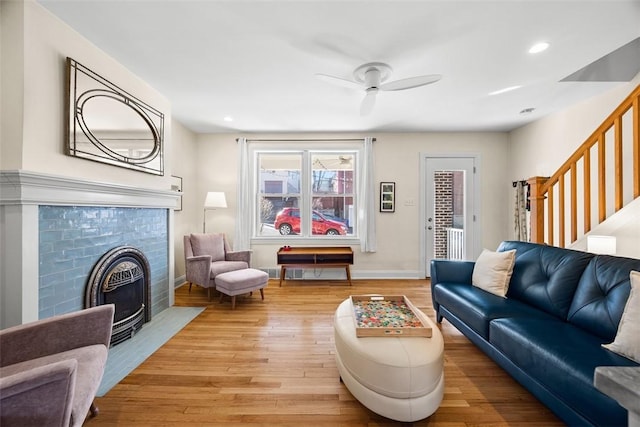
89, 401, 99, 418
219, 292, 225, 304
231, 296, 236, 310
188, 282, 192, 292
260, 288, 264, 300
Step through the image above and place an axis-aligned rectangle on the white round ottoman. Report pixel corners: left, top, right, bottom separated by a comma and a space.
333, 298, 444, 422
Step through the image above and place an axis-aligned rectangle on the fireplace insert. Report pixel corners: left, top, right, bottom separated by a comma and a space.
85, 246, 151, 346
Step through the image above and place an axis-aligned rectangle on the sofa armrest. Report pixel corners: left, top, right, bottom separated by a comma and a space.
430, 259, 475, 286
186, 255, 212, 287
0, 305, 114, 367
430, 259, 475, 322
0, 359, 77, 426
226, 250, 252, 266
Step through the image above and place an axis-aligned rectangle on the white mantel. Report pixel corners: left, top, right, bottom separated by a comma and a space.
0, 170, 179, 328
1, 170, 178, 208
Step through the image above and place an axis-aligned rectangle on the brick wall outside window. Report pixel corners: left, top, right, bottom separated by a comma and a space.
434, 172, 453, 259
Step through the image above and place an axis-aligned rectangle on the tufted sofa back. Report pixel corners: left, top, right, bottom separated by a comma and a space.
567, 255, 640, 341
497, 241, 594, 319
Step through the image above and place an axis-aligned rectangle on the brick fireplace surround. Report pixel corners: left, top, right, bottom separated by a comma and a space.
0, 170, 179, 329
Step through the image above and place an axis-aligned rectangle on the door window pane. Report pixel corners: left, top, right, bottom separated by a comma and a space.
434, 170, 465, 260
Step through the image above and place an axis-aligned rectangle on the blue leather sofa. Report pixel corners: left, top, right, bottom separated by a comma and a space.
431, 241, 640, 426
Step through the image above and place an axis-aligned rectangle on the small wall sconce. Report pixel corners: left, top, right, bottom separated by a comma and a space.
203, 191, 227, 232
587, 235, 616, 255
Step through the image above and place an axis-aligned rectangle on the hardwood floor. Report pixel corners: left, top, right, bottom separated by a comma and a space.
87, 279, 564, 426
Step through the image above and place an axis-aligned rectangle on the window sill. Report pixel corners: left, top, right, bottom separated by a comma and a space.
251, 236, 361, 246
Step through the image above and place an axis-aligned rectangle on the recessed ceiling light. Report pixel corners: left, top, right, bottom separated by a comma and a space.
529, 42, 550, 54
223, 116, 234, 122
489, 85, 522, 96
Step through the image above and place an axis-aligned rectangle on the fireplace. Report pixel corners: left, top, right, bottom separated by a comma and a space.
0, 171, 176, 330
85, 246, 152, 346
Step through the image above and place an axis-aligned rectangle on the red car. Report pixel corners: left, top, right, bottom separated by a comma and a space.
275, 208, 348, 235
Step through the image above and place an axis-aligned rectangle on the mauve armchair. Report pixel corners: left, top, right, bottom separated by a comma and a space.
184, 233, 251, 300
0, 304, 114, 427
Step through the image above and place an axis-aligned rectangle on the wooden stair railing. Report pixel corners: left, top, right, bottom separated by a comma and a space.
528, 84, 640, 247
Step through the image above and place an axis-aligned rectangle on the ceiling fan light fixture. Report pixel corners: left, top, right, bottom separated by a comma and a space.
364, 68, 381, 88
354, 62, 392, 84
317, 61, 441, 115
223, 116, 234, 122
529, 42, 550, 54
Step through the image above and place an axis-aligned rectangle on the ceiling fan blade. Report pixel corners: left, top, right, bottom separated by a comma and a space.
315, 73, 361, 90
360, 89, 377, 115
380, 74, 442, 91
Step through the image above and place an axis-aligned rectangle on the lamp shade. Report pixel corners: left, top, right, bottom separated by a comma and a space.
587, 235, 616, 255
204, 192, 227, 209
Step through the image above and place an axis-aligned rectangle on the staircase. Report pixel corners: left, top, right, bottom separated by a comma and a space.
528, 84, 640, 250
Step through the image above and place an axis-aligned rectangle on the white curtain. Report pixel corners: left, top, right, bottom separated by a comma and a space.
234, 137, 251, 251
359, 137, 376, 252
514, 181, 528, 241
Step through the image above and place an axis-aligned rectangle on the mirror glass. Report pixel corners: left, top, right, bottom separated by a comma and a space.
66, 58, 164, 175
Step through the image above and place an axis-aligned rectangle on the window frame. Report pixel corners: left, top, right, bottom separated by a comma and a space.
249, 140, 363, 245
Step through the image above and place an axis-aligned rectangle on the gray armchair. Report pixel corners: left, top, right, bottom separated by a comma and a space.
0, 304, 114, 427
184, 233, 251, 300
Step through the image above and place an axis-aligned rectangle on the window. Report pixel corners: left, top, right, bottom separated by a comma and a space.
254, 147, 358, 239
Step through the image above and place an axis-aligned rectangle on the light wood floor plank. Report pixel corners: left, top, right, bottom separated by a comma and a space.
86, 279, 563, 426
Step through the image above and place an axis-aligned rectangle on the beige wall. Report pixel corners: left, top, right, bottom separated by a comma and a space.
0, 0, 25, 169
171, 120, 200, 279
188, 132, 510, 277
2, 1, 172, 189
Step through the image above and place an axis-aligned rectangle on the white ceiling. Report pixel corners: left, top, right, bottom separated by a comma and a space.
38, 0, 640, 134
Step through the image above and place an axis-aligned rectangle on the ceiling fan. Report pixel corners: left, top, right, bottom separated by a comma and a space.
316, 62, 441, 115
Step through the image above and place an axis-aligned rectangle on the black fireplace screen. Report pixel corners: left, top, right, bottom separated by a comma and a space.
85, 246, 151, 346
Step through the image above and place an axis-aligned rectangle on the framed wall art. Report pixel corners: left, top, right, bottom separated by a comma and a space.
380, 182, 395, 212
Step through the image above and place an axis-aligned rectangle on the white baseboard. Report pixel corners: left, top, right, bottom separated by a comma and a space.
173, 270, 424, 287
352, 270, 424, 279
174, 275, 186, 288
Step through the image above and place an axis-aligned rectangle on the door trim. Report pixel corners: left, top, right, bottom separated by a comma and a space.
419, 152, 482, 277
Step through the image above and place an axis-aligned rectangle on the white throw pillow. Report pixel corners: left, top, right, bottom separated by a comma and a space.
471, 249, 516, 298
603, 270, 640, 363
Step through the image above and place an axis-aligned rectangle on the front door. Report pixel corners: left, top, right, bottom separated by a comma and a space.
421, 155, 479, 277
